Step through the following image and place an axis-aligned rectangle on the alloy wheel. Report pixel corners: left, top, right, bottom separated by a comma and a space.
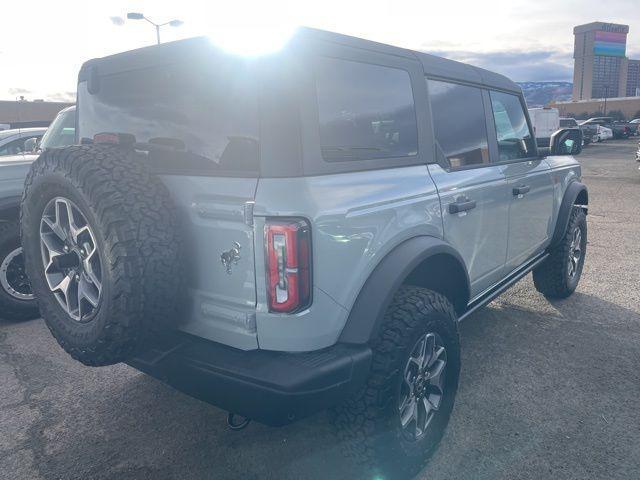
39, 197, 102, 321
0, 247, 34, 300
568, 226, 582, 278
398, 332, 447, 440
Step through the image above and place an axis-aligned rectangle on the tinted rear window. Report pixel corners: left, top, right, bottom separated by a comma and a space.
78, 59, 259, 175
315, 58, 418, 161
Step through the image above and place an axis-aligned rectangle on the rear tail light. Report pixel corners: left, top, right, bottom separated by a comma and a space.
265, 218, 312, 313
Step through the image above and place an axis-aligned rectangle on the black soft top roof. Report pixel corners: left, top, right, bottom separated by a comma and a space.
79, 27, 521, 94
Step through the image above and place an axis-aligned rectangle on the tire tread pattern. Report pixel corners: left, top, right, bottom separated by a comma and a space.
332, 286, 460, 479
20, 145, 184, 366
533, 206, 587, 298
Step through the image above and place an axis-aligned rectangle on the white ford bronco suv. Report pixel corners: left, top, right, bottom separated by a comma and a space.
19, 29, 587, 478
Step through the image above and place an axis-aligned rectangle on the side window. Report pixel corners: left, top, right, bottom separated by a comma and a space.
0, 137, 34, 156
428, 80, 490, 169
315, 58, 418, 161
489, 91, 535, 161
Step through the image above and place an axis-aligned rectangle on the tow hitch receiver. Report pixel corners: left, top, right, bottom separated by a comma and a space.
227, 412, 251, 431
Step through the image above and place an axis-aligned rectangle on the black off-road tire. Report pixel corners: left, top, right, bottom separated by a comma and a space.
533, 206, 587, 299
0, 222, 39, 320
332, 286, 460, 479
20, 145, 184, 366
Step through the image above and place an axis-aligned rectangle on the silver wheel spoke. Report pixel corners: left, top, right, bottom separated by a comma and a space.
40, 197, 102, 322
52, 271, 74, 313
428, 359, 446, 392
78, 276, 99, 307
420, 397, 434, 420
400, 397, 416, 428
42, 216, 67, 242
422, 334, 436, 369
427, 344, 444, 369
399, 332, 448, 441
40, 232, 64, 259
567, 226, 583, 279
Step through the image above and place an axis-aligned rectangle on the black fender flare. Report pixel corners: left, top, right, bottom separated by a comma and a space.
550, 181, 588, 247
338, 236, 470, 344
0, 195, 21, 221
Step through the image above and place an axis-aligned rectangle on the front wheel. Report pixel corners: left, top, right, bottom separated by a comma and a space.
533, 206, 587, 298
332, 286, 460, 479
0, 222, 39, 320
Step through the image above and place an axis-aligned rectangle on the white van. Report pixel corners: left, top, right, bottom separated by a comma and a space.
528, 107, 560, 147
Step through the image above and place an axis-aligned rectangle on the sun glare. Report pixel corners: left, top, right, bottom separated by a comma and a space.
208, 25, 298, 56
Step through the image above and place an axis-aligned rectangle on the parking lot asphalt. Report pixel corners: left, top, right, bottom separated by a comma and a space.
1, 139, 639, 480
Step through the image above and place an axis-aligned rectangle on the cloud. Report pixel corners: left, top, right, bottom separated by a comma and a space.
8, 87, 31, 95
47, 91, 76, 103
422, 49, 574, 82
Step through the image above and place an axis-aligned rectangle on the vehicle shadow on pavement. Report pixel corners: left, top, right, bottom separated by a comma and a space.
0, 316, 360, 480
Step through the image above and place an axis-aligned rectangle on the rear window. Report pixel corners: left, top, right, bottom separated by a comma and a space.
315, 58, 418, 161
78, 59, 259, 175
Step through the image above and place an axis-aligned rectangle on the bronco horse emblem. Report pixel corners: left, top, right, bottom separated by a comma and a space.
220, 241, 242, 274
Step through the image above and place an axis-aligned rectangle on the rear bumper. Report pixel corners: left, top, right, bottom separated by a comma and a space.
128, 333, 371, 426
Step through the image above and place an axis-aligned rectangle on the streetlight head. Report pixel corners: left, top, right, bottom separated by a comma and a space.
169, 19, 183, 27
127, 12, 144, 20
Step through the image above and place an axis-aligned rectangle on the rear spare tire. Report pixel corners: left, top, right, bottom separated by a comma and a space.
20, 145, 183, 366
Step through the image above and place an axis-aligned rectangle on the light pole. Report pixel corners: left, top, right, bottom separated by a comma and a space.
126, 12, 183, 45
603, 85, 609, 116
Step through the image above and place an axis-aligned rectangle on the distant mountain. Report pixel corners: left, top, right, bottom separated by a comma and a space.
517, 82, 573, 108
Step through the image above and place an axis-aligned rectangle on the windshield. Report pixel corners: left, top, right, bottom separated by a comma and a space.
40, 108, 76, 149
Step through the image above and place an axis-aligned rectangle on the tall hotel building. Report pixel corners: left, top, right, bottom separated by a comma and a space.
572, 22, 639, 100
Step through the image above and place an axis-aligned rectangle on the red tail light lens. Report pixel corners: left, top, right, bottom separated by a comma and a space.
93, 132, 120, 144
265, 219, 312, 313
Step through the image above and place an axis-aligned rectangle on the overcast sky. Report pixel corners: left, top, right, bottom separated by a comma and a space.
1, 0, 639, 101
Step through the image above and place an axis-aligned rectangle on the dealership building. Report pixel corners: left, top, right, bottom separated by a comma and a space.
551, 96, 640, 120
572, 22, 640, 101
0, 100, 73, 130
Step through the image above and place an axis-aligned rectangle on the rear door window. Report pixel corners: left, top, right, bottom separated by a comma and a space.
315, 58, 418, 161
78, 59, 259, 175
428, 79, 490, 169
489, 91, 535, 161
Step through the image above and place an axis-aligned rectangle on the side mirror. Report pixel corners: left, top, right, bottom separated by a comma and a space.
549, 128, 582, 156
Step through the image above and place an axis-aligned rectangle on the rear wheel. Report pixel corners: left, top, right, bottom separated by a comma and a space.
533, 206, 587, 298
0, 222, 39, 320
332, 286, 460, 479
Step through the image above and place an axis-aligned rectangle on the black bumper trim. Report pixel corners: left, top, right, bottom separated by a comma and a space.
127, 334, 372, 426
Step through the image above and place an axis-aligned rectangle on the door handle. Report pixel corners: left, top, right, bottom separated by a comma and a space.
448, 198, 477, 214
512, 184, 531, 196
